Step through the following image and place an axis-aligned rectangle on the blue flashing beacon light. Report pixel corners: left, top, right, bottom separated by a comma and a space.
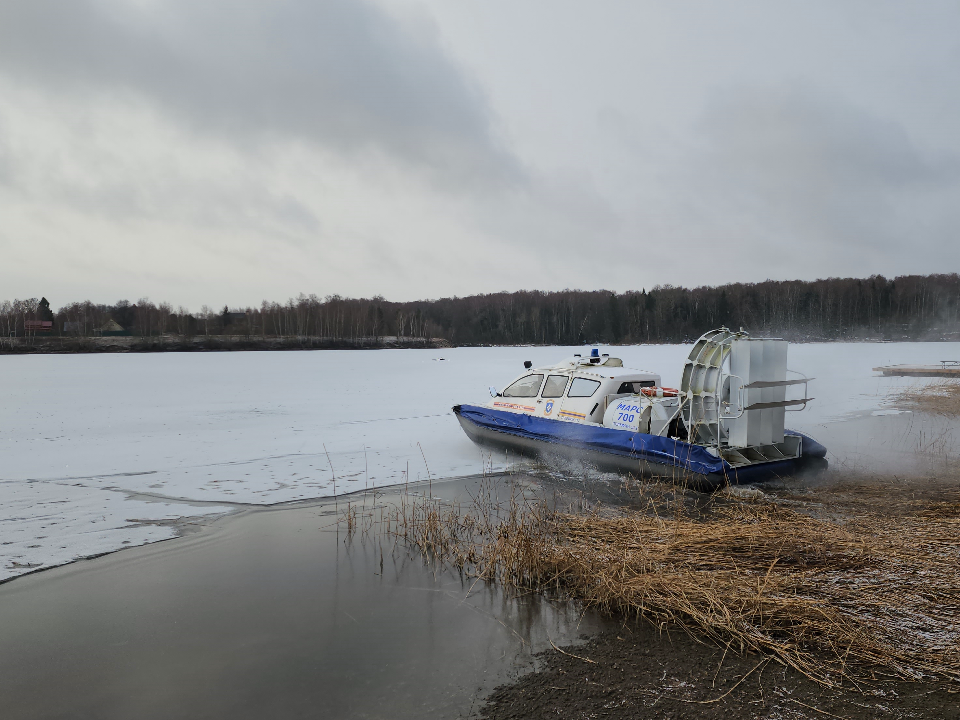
590, 348, 600, 358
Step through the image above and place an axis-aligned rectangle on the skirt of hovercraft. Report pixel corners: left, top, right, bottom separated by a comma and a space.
453, 404, 827, 490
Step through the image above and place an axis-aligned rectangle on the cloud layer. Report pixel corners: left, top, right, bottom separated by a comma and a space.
0, 0, 511, 183
0, 0, 958, 308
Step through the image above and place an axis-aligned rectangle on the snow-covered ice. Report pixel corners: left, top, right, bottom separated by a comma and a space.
0, 480, 231, 580
2, 342, 958, 580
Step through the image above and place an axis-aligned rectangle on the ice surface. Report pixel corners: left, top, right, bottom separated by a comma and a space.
2, 342, 958, 580
0, 480, 231, 582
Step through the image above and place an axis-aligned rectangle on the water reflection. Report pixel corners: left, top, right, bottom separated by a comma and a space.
0, 476, 607, 720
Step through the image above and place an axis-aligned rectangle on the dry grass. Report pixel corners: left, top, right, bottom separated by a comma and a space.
538, 502, 960, 686
894, 379, 960, 417
359, 473, 960, 688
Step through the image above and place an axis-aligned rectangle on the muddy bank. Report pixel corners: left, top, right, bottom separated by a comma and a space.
480, 627, 959, 719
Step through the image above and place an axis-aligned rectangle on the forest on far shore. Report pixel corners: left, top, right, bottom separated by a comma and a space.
2, 273, 959, 348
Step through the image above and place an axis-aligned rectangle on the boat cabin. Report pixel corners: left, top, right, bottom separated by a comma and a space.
490, 351, 661, 425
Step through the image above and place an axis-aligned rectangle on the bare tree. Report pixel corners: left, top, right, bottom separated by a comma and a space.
157, 302, 172, 343
0, 300, 13, 346
135, 298, 156, 337
200, 305, 212, 336
176, 306, 189, 336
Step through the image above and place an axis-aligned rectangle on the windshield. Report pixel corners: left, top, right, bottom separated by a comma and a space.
502, 374, 544, 398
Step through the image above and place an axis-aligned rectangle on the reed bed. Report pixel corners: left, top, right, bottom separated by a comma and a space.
895, 379, 960, 417
356, 474, 960, 688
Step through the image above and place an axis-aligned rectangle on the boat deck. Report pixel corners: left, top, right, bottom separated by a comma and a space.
874, 362, 960, 378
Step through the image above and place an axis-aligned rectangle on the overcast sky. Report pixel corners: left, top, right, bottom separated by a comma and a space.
1, 0, 958, 309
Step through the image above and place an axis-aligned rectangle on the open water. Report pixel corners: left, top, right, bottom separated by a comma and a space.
0, 475, 607, 719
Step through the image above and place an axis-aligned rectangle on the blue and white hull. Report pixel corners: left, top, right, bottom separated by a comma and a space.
454, 404, 827, 489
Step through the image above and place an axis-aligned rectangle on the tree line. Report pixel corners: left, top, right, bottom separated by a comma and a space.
2, 273, 959, 347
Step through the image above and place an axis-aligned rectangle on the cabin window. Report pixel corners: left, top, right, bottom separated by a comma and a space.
541, 375, 568, 398
567, 378, 601, 398
502, 374, 544, 398
617, 380, 656, 394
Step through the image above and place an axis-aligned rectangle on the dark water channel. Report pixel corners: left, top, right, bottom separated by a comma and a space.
0, 476, 607, 719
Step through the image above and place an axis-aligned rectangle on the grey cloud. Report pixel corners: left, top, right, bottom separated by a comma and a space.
699, 83, 958, 191
689, 83, 960, 259
0, 0, 515, 185
0, 125, 11, 187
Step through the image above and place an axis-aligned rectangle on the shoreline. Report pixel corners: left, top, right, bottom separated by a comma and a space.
3, 336, 960, 355
0, 475, 462, 587
368, 458, 960, 718
0, 335, 448, 354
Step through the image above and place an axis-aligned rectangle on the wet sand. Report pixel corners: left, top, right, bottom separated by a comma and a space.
0, 476, 608, 719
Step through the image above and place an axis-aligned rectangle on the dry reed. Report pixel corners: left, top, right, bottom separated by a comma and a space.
357, 473, 960, 688
894, 380, 960, 417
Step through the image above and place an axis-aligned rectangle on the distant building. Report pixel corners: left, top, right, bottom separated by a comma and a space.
24, 320, 53, 334
98, 320, 129, 336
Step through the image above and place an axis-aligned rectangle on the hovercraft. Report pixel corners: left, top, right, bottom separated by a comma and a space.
454, 328, 827, 488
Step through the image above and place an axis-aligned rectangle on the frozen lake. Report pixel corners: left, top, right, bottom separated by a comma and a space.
2, 342, 958, 581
